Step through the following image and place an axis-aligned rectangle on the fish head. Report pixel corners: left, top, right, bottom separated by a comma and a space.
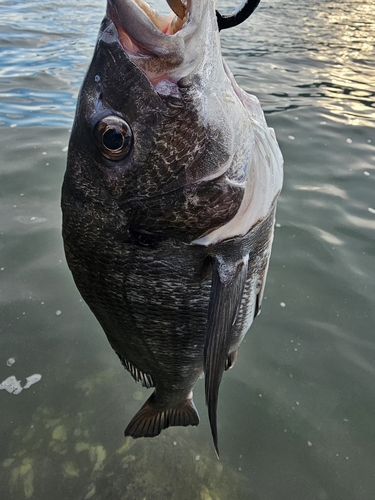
64, 0, 282, 242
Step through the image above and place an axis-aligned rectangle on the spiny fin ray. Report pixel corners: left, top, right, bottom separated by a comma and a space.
117, 354, 154, 388
225, 349, 238, 371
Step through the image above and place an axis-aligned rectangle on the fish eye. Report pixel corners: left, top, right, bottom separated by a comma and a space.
94, 116, 132, 161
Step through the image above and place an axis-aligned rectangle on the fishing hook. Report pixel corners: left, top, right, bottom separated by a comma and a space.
216, 0, 261, 31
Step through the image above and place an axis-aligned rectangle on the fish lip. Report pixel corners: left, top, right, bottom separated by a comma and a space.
106, 0, 195, 56
105, 0, 217, 83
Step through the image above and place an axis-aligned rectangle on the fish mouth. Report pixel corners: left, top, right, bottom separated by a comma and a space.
106, 0, 213, 82
107, 0, 196, 55
108, 0, 188, 43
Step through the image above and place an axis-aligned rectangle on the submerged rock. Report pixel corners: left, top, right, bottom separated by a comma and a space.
2, 369, 248, 500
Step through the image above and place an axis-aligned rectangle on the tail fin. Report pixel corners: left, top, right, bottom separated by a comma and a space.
125, 392, 199, 439
204, 254, 248, 458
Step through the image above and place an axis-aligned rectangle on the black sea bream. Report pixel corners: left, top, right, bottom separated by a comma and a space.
61, 0, 283, 455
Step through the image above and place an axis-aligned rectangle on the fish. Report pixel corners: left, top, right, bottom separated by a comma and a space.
61, 0, 283, 456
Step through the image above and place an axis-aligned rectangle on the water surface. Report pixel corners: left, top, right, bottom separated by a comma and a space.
1, 1, 375, 499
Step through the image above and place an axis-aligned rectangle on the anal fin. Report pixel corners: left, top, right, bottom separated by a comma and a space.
125, 392, 199, 438
204, 253, 249, 457
117, 354, 154, 389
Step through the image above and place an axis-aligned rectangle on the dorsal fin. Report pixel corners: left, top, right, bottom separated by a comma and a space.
204, 253, 249, 457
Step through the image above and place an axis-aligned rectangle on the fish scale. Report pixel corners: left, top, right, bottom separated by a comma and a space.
125, 175, 243, 240
127, 103, 209, 196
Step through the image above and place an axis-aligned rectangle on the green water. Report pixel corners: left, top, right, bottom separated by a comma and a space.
1, 1, 374, 499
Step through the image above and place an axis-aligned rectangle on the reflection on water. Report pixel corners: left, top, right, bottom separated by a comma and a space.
221, 0, 375, 126
1, 1, 375, 499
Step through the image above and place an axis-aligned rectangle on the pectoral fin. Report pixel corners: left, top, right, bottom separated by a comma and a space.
204, 252, 249, 457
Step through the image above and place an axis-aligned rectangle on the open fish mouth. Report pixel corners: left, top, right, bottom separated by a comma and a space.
105, 0, 207, 83
106, 0, 261, 59
107, 0, 193, 56
109, 0, 188, 39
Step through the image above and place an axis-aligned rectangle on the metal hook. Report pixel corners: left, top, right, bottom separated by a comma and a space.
216, 0, 261, 31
